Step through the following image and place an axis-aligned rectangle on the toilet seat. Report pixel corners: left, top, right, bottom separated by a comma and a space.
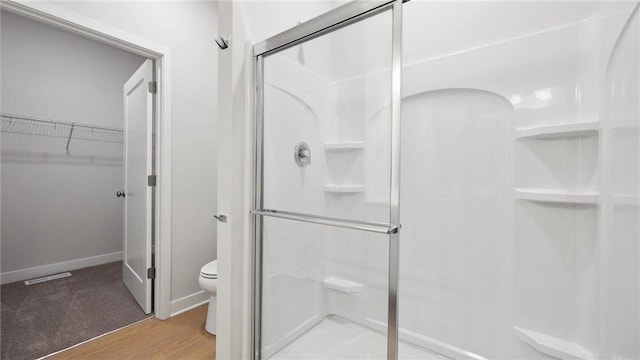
200, 260, 218, 279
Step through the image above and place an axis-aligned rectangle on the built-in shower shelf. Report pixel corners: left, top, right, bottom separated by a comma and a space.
323, 277, 364, 293
514, 326, 595, 360
324, 141, 365, 151
515, 121, 599, 140
514, 189, 599, 204
324, 185, 365, 194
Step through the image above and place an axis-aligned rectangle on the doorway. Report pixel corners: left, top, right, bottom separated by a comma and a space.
0, 7, 162, 360
0, 0, 173, 319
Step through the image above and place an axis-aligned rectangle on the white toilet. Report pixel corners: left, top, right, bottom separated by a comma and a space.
198, 259, 218, 335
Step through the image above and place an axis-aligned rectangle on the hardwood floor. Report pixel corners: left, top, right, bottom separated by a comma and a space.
45, 304, 216, 360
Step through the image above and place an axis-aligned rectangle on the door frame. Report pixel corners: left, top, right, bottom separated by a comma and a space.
0, 0, 173, 320
251, 0, 403, 358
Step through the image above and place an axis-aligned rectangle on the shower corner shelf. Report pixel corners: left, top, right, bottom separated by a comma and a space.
324, 184, 365, 194
324, 141, 365, 151
514, 326, 595, 360
515, 121, 599, 140
514, 188, 599, 204
323, 277, 364, 294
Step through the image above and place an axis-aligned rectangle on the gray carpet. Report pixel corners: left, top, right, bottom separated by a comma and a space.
1, 261, 150, 360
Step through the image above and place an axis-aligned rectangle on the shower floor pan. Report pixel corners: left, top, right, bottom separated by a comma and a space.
270, 315, 447, 360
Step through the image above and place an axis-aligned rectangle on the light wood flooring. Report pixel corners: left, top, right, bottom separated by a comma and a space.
45, 304, 216, 360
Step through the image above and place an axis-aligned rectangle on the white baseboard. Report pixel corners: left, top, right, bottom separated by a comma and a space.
170, 290, 210, 317
1, 251, 123, 285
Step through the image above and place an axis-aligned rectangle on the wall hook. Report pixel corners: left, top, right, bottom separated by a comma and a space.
215, 37, 229, 50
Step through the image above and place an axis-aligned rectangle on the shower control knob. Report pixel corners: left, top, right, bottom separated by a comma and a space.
294, 141, 311, 167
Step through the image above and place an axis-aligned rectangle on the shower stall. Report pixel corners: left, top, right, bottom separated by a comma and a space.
251, 1, 639, 359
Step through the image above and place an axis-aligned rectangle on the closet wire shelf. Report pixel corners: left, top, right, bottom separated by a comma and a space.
1, 113, 124, 153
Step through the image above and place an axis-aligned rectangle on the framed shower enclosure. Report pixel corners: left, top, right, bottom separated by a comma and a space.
251, 0, 639, 359
251, 1, 403, 359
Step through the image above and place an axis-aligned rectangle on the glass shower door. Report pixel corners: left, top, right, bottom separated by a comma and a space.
252, 3, 402, 359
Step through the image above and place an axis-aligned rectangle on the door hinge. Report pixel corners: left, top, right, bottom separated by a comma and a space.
147, 267, 156, 279
148, 81, 157, 94
148, 175, 157, 187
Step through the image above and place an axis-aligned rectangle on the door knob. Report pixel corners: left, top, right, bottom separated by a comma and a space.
213, 214, 227, 223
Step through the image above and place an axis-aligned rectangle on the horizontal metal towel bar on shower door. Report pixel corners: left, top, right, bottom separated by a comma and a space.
250, 209, 399, 234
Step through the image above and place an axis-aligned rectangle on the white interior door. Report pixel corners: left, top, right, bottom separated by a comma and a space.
123, 59, 154, 314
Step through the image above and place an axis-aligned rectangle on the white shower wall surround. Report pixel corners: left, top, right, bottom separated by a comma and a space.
259, 1, 638, 360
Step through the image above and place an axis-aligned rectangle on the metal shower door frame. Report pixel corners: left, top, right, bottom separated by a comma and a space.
251, 1, 403, 359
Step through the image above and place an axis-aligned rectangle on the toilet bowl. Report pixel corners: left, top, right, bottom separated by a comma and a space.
198, 259, 218, 335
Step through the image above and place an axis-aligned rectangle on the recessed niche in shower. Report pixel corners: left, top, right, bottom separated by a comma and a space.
513, 200, 599, 359
514, 135, 599, 195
